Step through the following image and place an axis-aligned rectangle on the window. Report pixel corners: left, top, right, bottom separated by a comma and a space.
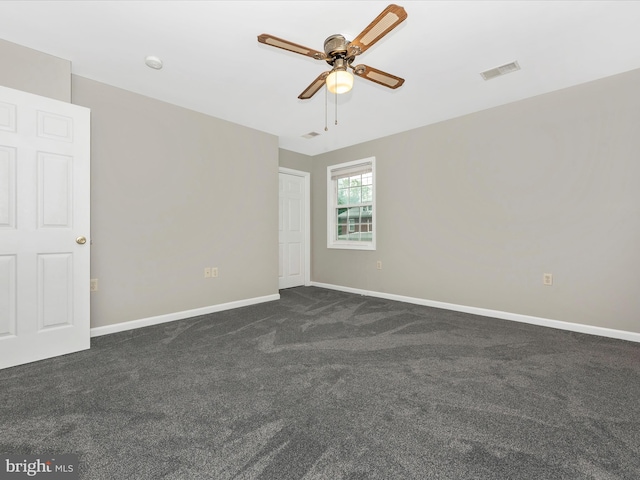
327, 157, 375, 250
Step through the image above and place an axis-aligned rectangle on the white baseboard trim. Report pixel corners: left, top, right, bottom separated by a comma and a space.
310, 282, 640, 343
90, 293, 281, 338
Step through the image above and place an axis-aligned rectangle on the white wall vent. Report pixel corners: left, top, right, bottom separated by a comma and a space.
302, 131, 321, 139
480, 61, 521, 80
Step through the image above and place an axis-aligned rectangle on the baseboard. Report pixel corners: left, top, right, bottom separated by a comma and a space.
90, 293, 281, 338
310, 282, 640, 343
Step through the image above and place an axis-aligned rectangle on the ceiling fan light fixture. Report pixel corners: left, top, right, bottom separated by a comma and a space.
258, 4, 407, 99
326, 69, 354, 94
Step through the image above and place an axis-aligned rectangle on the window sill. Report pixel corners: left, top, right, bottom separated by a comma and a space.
327, 242, 376, 251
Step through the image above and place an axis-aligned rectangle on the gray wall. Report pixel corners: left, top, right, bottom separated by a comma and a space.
72, 76, 279, 328
279, 149, 313, 173
0, 39, 70, 102
311, 68, 640, 334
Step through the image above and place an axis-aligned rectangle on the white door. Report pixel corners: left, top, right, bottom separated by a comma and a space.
279, 172, 306, 289
0, 85, 91, 370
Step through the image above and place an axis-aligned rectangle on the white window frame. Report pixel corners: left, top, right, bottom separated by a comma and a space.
327, 157, 376, 250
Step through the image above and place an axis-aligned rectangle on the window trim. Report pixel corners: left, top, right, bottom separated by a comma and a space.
327, 157, 376, 251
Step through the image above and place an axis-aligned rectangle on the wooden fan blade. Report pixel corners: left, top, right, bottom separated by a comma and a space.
350, 4, 407, 55
258, 33, 326, 60
299, 72, 330, 99
353, 65, 405, 89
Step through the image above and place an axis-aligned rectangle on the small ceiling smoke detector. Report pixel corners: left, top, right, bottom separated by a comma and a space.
302, 132, 321, 139
145, 55, 163, 70
480, 61, 520, 80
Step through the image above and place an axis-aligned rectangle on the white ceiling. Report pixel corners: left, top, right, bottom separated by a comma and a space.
1, 1, 640, 156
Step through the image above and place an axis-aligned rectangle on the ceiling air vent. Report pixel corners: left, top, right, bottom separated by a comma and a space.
302, 131, 321, 139
480, 61, 521, 80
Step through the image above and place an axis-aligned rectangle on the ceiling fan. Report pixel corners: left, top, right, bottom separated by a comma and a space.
258, 4, 407, 100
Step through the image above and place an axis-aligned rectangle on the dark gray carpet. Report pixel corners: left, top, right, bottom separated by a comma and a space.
1, 286, 639, 479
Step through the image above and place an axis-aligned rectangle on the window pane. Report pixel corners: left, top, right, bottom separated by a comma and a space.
350, 175, 361, 187
356, 223, 368, 241
349, 187, 362, 204
343, 230, 359, 241
337, 188, 348, 205
338, 177, 350, 188
362, 172, 372, 185
361, 185, 372, 202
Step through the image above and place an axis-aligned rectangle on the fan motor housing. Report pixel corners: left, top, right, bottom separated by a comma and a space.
324, 34, 349, 59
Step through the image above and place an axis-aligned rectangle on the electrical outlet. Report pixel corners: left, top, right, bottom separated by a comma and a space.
212, 267, 218, 278
90, 278, 98, 292
204, 267, 211, 278
543, 273, 553, 286
376, 260, 382, 270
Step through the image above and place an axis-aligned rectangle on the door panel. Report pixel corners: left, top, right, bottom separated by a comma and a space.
0, 146, 16, 228
38, 253, 73, 329
37, 110, 74, 142
288, 243, 301, 277
0, 101, 17, 131
0, 85, 90, 370
0, 254, 17, 336
39, 152, 72, 227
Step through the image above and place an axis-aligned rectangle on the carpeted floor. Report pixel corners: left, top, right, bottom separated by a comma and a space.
1, 286, 639, 479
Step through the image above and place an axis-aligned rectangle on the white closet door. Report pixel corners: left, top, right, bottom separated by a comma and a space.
279, 173, 305, 289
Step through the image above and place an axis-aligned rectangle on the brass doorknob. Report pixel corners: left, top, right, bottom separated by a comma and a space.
76, 236, 87, 245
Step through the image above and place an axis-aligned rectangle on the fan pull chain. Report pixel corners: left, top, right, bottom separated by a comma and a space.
335, 75, 338, 125
324, 83, 328, 132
